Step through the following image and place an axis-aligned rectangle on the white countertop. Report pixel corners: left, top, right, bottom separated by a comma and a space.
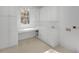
18, 28, 38, 33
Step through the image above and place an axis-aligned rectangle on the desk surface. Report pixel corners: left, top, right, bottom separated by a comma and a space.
18, 28, 38, 33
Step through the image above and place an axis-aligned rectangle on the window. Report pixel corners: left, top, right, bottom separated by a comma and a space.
21, 8, 29, 24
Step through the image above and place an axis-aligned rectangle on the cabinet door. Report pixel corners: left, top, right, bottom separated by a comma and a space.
0, 17, 9, 48
39, 7, 59, 47
8, 6, 18, 17
46, 22, 59, 47
39, 22, 59, 47
0, 7, 8, 16
8, 17, 18, 46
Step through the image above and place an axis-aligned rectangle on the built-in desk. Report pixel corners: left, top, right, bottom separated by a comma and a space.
18, 28, 38, 40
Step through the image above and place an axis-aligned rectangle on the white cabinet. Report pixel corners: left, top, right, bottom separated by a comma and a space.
0, 7, 18, 49
8, 17, 18, 47
8, 7, 18, 48
0, 17, 9, 48
0, 7, 8, 16
8, 7, 18, 17
39, 22, 59, 47
39, 7, 59, 47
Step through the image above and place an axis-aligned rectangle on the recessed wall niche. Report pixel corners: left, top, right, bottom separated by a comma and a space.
21, 8, 29, 24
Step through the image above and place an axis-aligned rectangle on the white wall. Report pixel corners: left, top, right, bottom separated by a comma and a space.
39, 6, 79, 52
17, 6, 40, 30
0, 6, 40, 48
0, 7, 18, 49
0, 7, 7, 48
17, 7, 40, 40
39, 7, 60, 47
60, 7, 79, 52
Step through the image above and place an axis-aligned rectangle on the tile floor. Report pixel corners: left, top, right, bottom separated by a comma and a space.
0, 37, 73, 53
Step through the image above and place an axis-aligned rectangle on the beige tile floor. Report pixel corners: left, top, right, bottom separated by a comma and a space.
0, 37, 73, 53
